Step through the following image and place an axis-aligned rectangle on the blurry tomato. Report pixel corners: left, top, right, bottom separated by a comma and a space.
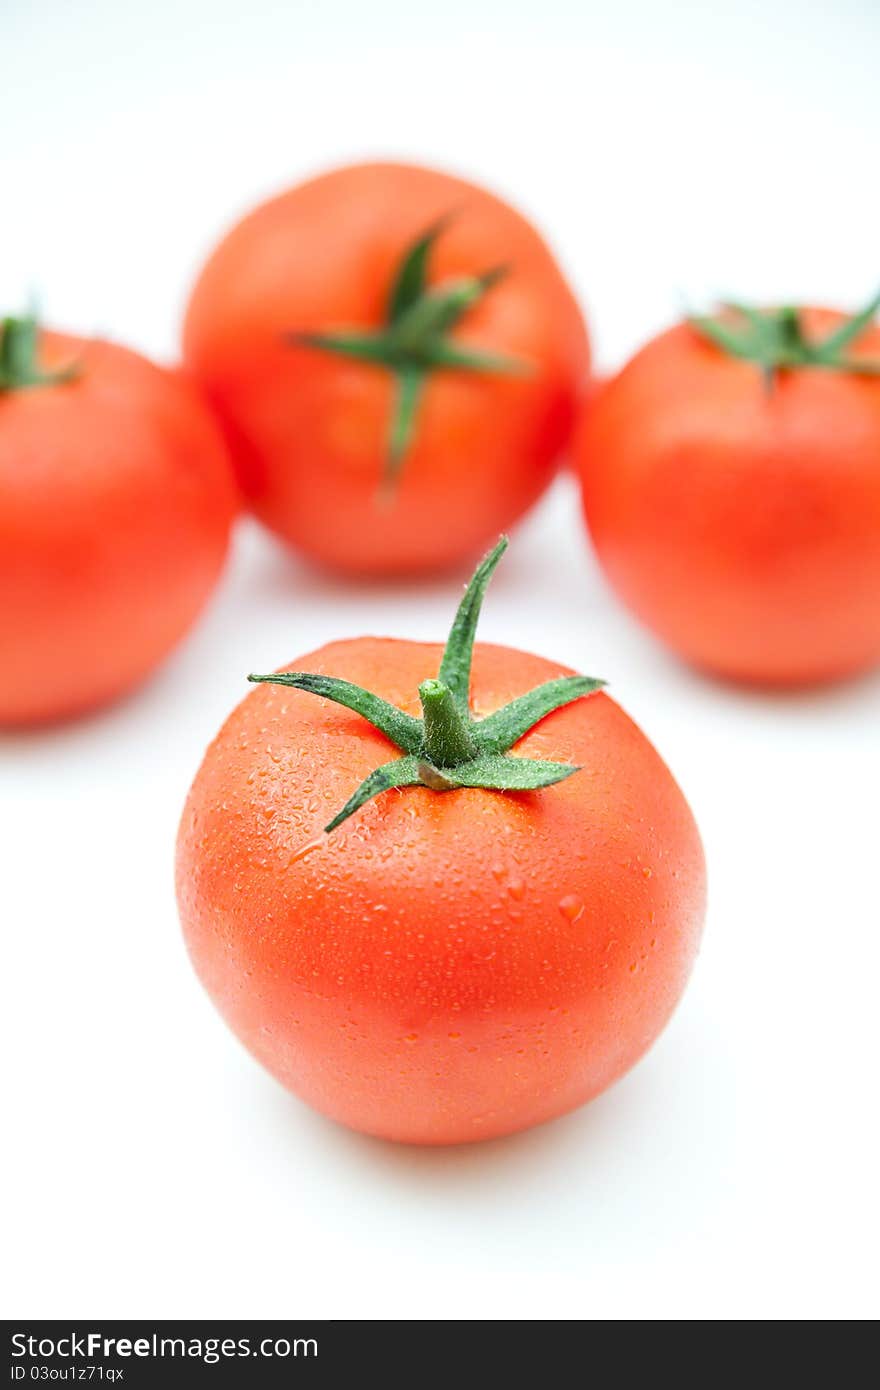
0, 319, 238, 724
184, 162, 589, 575
576, 299, 880, 685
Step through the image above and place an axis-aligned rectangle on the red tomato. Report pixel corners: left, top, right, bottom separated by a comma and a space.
177, 542, 704, 1144
576, 302, 880, 686
0, 323, 238, 724
183, 162, 589, 575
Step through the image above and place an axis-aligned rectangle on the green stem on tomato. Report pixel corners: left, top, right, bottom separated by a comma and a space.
0, 314, 80, 393
285, 219, 529, 499
418, 679, 478, 767
248, 536, 605, 833
689, 291, 880, 386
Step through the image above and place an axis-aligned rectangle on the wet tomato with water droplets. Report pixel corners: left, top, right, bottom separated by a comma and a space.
176, 543, 705, 1143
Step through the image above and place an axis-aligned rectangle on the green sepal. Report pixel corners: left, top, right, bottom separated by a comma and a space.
475, 675, 605, 754
438, 536, 508, 710
800, 355, 878, 378
719, 300, 767, 331
286, 330, 398, 369
248, 538, 605, 833
386, 218, 449, 323
391, 267, 508, 352
435, 752, 581, 791
425, 341, 529, 376
689, 313, 756, 362
382, 366, 425, 500
246, 671, 423, 754
324, 755, 422, 833
814, 288, 880, 359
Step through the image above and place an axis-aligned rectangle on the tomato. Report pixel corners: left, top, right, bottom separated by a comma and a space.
576, 299, 880, 686
0, 319, 238, 725
182, 161, 589, 576
176, 540, 705, 1145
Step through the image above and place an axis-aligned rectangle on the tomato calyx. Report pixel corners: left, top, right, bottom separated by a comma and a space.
285, 219, 529, 500
248, 536, 604, 832
0, 315, 79, 393
689, 290, 880, 389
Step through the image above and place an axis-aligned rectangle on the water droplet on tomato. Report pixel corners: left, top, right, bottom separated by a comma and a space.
290, 837, 322, 864
558, 894, 584, 922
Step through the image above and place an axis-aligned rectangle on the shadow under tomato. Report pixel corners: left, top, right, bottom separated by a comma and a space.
272, 1065, 656, 1188
241, 477, 598, 608
674, 653, 880, 724
244, 522, 525, 607
245, 982, 737, 1281
264, 1004, 726, 1184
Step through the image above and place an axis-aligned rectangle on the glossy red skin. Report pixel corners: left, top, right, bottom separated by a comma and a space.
576, 310, 880, 686
183, 162, 590, 576
176, 638, 705, 1145
0, 334, 238, 725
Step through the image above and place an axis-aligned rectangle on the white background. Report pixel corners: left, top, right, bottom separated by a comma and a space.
2, 0, 879, 1321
